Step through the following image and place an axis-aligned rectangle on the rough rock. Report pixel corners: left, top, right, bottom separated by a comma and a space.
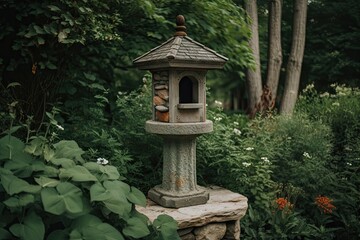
178, 228, 194, 236
156, 89, 169, 101
223, 220, 240, 240
153, 96, 166, 106
137, 186, 248, 229
193, 223, 226, 240
155, 84, 168, 90
155, 105, 169, 112
181, 233, 196, 240
156, 111, 169, 122
153, 73, 161, 80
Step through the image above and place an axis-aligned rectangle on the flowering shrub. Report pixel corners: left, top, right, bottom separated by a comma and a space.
315, 196, 336, 214
276, 198, 292, 211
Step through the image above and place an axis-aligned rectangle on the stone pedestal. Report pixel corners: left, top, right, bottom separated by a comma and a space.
137, 186, 248, 240
145, 120, 213, 208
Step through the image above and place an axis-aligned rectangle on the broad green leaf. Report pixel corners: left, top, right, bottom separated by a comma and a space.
153, 214, 180, 240
34, 176, 59, 187
101, 165, 120, 180
0, 135, 25, 160
41, 182, 83, 215
44, 145, 55, 161
127, 186, 146, 207
48, 5, 61, 12
53, 140, 84, 163
9, 210, 45, 240
3, 194, 34, 208
1, 174, 41, 195
59, 166, 97, 182
43, 166, 59, 177
122, 217, 150, 238
83, 72, 96, 81
50, 157, 75, 168
47, 229, 69, 240
2, 125, 22, 135
70, 215, 124, 240
25, 138, 45, 156
0, 228, 11, 239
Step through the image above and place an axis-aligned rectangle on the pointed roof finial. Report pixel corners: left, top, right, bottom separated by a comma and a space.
175, 15, 187, 36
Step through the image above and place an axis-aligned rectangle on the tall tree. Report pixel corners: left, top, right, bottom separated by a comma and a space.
244, 0, 263, 115
280, 0, 307, 114
266, 0, 282, 101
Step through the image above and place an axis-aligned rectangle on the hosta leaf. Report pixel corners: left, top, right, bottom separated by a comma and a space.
24, 137, 44, 156
53, 140, 84, 163
50, 157, 75, 168
122, 217, 150, 238
101, 165, 120, 180
0, 135, 26, 160
127, 186, 146, 207
9, 210, 45, 240
70, 215, 124, 240
41, 182, 83, 215
0, 228, 11, 239
47, 229, 69, 240
3, 194, 34, 207
59, 165, 97, 182
34, 176, 59, 187
1, 174, 41, 195
153, 214, 180, 240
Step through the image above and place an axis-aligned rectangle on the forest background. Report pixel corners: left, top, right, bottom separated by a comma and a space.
0, 0, 359, 239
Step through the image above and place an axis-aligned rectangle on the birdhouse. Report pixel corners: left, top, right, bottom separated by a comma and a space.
133, 15, 228, 208
133, 15, 228, 123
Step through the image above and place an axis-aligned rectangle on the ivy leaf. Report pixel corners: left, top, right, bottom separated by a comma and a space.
9, 210, 45, 240
59, 165, 98, 182
127, 186, 146, 207
122, 217, 150, 238
41, 182, 83, 215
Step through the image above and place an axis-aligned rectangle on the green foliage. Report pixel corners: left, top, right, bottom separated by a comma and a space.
0, 114, 179, 240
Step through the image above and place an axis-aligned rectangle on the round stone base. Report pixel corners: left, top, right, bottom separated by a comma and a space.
148, 186, 209, 208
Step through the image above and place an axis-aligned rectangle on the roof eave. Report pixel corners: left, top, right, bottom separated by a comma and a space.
133, 59, 227, 70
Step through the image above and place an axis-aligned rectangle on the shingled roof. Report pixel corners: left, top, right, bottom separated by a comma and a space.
133, 36, 228, 69
133, 15, 228, 70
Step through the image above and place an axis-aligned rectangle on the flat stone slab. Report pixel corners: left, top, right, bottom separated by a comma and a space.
145, 120, 213, 135
137, 186, 248, 229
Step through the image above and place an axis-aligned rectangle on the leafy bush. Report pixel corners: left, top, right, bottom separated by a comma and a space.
0, 112, 179, 240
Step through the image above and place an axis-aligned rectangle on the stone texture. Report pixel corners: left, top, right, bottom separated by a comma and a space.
154, 84, 168, 90
145, 120, 213, 136
153, 96, 166, 106
181, 233, 196, 240
178, 228, 194, 236
137, 186, 248, 229
193, 223, 226, 240
155, 89, 169, 101
223, 220, 240, 240
155, 105, 169, 112
156, 111, 169, 122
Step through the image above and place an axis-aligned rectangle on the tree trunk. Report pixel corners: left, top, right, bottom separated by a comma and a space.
280, 0, 307, 115
266, 0, 282, 102
245, 0, 262, 117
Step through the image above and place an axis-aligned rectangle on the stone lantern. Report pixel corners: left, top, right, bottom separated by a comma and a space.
133, 15, 228, 208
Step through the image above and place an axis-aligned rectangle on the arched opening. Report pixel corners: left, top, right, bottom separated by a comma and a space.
179, 77, 198, 103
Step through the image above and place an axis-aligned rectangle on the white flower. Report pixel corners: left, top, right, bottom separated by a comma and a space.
242, 162, 251, 167
346, 162, 352, 166
320, 92, 330, 98
56, 124, 64, 131
214, 116, 222, 121
261, 157, 270, 163
303, 152, 311, 159
332, 102, 340, 107
287, 137, 292, 140
97, 157, 109, 165
245, 147, 254, 151
233, 121, 239, 126
214, 100, 223, 106
233, 128, 241, 135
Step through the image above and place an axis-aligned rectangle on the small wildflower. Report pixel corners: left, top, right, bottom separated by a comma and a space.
303, 152, 311, 158
332, 102, 340, 107
242, 162, 251, 167
233, 128, 241, 135
97, 157, 109, 165
245, 147, 254, 151
214, 116, 222, 121
315, 196, 336, 214
287, 137, 292, 140
214, 100, 223, 106
56, 124, 64, 131
276, 198, 293, 211
233, 121, 239, 126
346, 162, 352, 166
261, 157, 270, 163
